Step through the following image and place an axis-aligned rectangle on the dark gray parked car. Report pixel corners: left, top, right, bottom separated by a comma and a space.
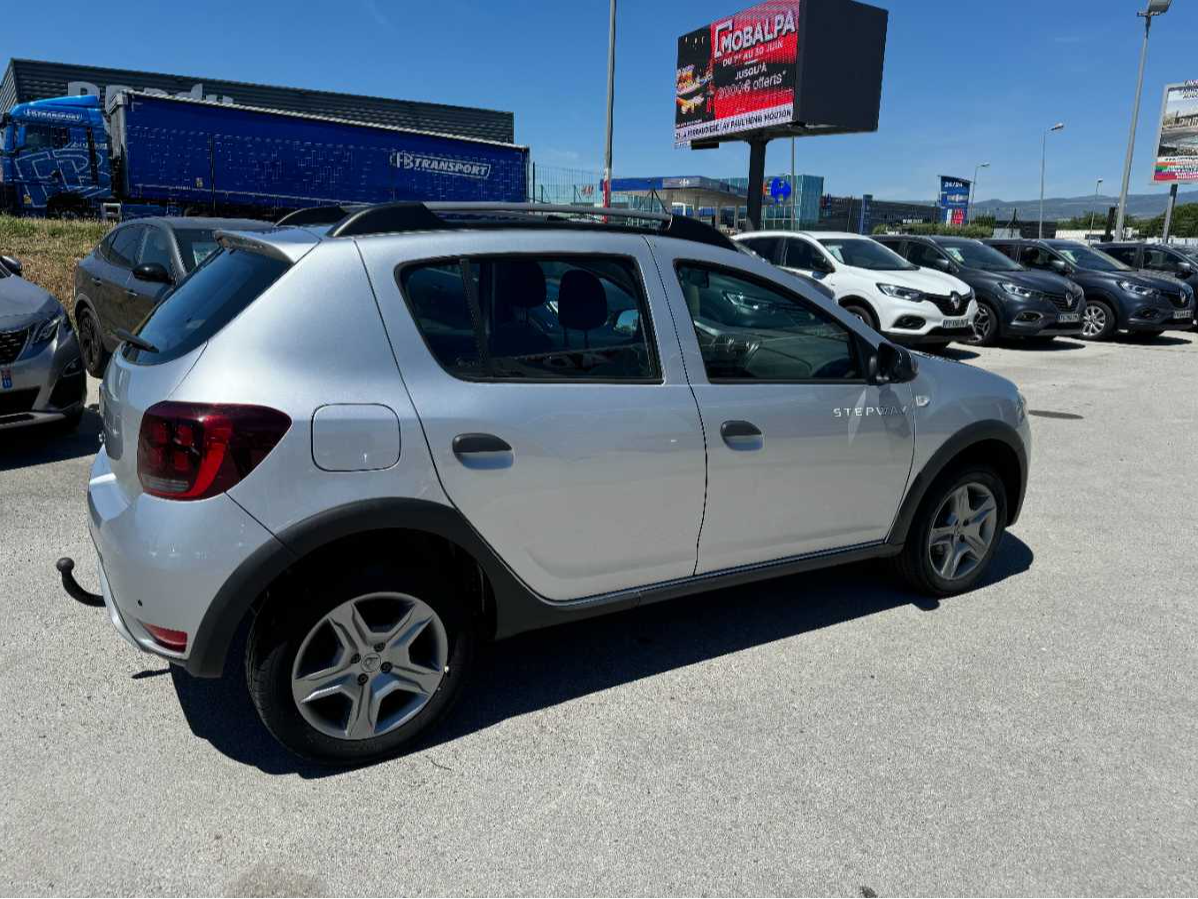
72, 217, 273, 376
0, 254, 85, 432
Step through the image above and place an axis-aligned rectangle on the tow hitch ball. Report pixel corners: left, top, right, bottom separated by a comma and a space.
57, 558, 104, 607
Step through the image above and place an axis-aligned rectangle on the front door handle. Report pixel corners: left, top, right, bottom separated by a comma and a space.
453, 433, 512, 456
720, 420, 763, 449
125, 288, 138, 298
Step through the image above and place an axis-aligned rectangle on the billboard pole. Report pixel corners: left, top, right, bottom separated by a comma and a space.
602, 0, 617, 208
1116, 2, 1171, 238
1162, 182, 1179, 241
746, 137, 767, 231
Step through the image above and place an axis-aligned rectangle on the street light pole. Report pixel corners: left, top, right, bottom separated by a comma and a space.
1040, 123, 1064, 239
1115, 0, 1172, 238
969, 162, 990, 224
1088, 177, 1104, 238
602, 0, 617, 208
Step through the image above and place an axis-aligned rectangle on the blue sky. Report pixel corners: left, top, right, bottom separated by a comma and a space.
4, 0, 1195, 201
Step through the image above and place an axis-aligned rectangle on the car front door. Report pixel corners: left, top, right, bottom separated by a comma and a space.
124, 224, 175, 330
359, 232, 707, 601
651, 240, 916, 574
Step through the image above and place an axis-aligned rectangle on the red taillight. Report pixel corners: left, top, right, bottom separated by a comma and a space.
140, 622, 188, 652
137, 402, 291, 500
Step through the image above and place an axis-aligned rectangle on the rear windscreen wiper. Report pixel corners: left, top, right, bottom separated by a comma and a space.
115, 329, 159, 353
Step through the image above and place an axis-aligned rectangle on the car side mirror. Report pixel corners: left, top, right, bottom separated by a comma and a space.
930, 257, 951, 273
1177, 261, 1193, 276
1049, 258, 1069, 274
613, 309, 640, 336
133, 262, 173, 285
813, 256, 835, 274
872, 342, 918, 385
0, 254, 22, 276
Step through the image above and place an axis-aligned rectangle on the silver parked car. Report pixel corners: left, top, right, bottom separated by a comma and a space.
0, 254, 85, 432
59, 203, 1031, 765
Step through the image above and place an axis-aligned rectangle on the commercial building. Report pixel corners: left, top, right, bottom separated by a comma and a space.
607, 173, 824, 231
1, 58, 514, 143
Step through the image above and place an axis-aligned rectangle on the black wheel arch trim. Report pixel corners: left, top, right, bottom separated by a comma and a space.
886, 419, 1028, 548
186, 496, 905, 678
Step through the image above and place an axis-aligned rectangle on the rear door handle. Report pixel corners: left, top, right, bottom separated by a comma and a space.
125, 288, 138, 298
452, 433, 512, 456
91, 277, 102, 286
720, 420, 763, 449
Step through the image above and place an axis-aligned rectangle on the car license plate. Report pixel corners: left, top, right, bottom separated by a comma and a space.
1058, 312, 1080, 323
1, 369, 11, 390
1173, 309, 1193, 320
942, 316, 969, 329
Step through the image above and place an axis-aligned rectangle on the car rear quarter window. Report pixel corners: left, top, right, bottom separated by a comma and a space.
107, 225, 143, 269
127, 248, 290, 365
400, 255, 658, 381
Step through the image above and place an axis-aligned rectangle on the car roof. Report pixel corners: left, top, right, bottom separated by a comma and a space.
735, 230, 867, 241
145, 217, 275, 230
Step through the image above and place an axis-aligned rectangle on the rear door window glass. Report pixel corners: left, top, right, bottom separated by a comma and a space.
740, 237, 782, 264
137, 227, 174, 270
108, 225, 143, 269
128, 248, 290, 365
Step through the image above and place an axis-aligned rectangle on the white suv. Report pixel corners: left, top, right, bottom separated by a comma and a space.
736, 230, 978, 349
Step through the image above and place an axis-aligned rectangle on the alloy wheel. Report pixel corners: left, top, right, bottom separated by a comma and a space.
926, 483, 998, 581
970, 304, 993, 344
1082, 302, 1107, 338
290, 592, 449, 741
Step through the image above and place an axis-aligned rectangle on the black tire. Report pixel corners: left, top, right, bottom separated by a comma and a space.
842, 301, 877, 331
893, 465, 1009, 598
247, 562, 479, 766
1080, 297, 1117, 341
75, 307, 109, 378
967, 300, 1000, 346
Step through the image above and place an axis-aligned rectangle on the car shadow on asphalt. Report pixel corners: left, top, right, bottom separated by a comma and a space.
0, 406, 101, 472
168, 533, 1033, 778
927, 346, 980, 361
1112, 332, 1193, 347
999, 338, 1086, 352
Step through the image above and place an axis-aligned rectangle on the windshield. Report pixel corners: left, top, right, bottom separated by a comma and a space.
819, 237, 916, 271
173, 229, 223, 272
1053, 244, 1131, 272
940, 240, 1022, 271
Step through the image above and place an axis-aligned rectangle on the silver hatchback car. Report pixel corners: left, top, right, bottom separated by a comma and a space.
60, 203, 1031, 765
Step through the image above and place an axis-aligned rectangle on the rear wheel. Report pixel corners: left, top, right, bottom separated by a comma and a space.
247, 563, 477, 766
1081, 298, 1116, 341
894, 465, 1008, 597
75, 307, 109, 378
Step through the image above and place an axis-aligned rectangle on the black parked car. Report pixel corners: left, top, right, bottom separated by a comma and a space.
875, 235, 1085, 346
1097, 242, 1198, 328
984, 238, 1195, 341
72, 217, 272, 376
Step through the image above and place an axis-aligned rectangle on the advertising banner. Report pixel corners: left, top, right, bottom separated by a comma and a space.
1151, 81, 1198, 184
675, 1, 802, 147
939, 175, 970, 225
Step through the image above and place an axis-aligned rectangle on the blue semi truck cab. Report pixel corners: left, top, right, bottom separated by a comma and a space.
1, 92, 529, 219
0, 95, 113, 217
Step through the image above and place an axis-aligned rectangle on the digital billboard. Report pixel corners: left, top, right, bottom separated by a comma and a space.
1151, 81, 1198, 184
675, 2, 802, 147
939, 175, 970, 226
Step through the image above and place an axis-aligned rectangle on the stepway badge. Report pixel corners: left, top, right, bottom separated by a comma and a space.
2, 369, 12, 390
391, 151, 491, 180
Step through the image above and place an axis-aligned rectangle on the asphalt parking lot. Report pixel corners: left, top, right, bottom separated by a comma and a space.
1, 332, 1196, 897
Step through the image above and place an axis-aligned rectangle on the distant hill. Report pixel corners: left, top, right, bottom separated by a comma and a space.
969, 190, 1198, 222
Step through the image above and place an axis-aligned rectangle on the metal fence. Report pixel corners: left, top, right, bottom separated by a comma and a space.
528, 163, 602, 206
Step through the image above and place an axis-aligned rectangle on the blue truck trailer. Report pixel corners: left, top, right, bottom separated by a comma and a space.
0, 91, 529, 219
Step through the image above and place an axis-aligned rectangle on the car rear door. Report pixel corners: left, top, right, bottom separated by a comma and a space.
358, 231, 707, 602
92, 224, 143, 347
649, 237, 915, 574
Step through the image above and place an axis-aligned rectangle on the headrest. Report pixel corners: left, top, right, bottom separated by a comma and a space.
496, 260, 546, 309
557, 269, 608, 332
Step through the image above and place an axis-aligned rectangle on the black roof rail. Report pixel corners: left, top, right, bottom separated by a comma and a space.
276, 204, 361, 227
324, 201, 739, 251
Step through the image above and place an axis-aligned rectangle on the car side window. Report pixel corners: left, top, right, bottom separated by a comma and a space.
401, 255, 658, 381
908, 243, 947, 269
1106, 246, 1139, 266
107, 225, 144, 269
1019, 246, 1054, 270
741, 237, 783, 264
1143, 247, 1180, 272
784, 238, 827, 271
675, 262, 861, 382
138, 227, 174, 270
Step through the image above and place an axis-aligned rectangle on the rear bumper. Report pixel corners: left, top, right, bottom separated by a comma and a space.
85, 447, 279, 670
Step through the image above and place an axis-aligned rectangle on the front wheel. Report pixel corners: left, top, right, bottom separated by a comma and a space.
893, 466, 1008, 597
1080, 298, 1116, 341
247, 564, 478, 765
967, 300, 1000, 346
842, 302, 877, 331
